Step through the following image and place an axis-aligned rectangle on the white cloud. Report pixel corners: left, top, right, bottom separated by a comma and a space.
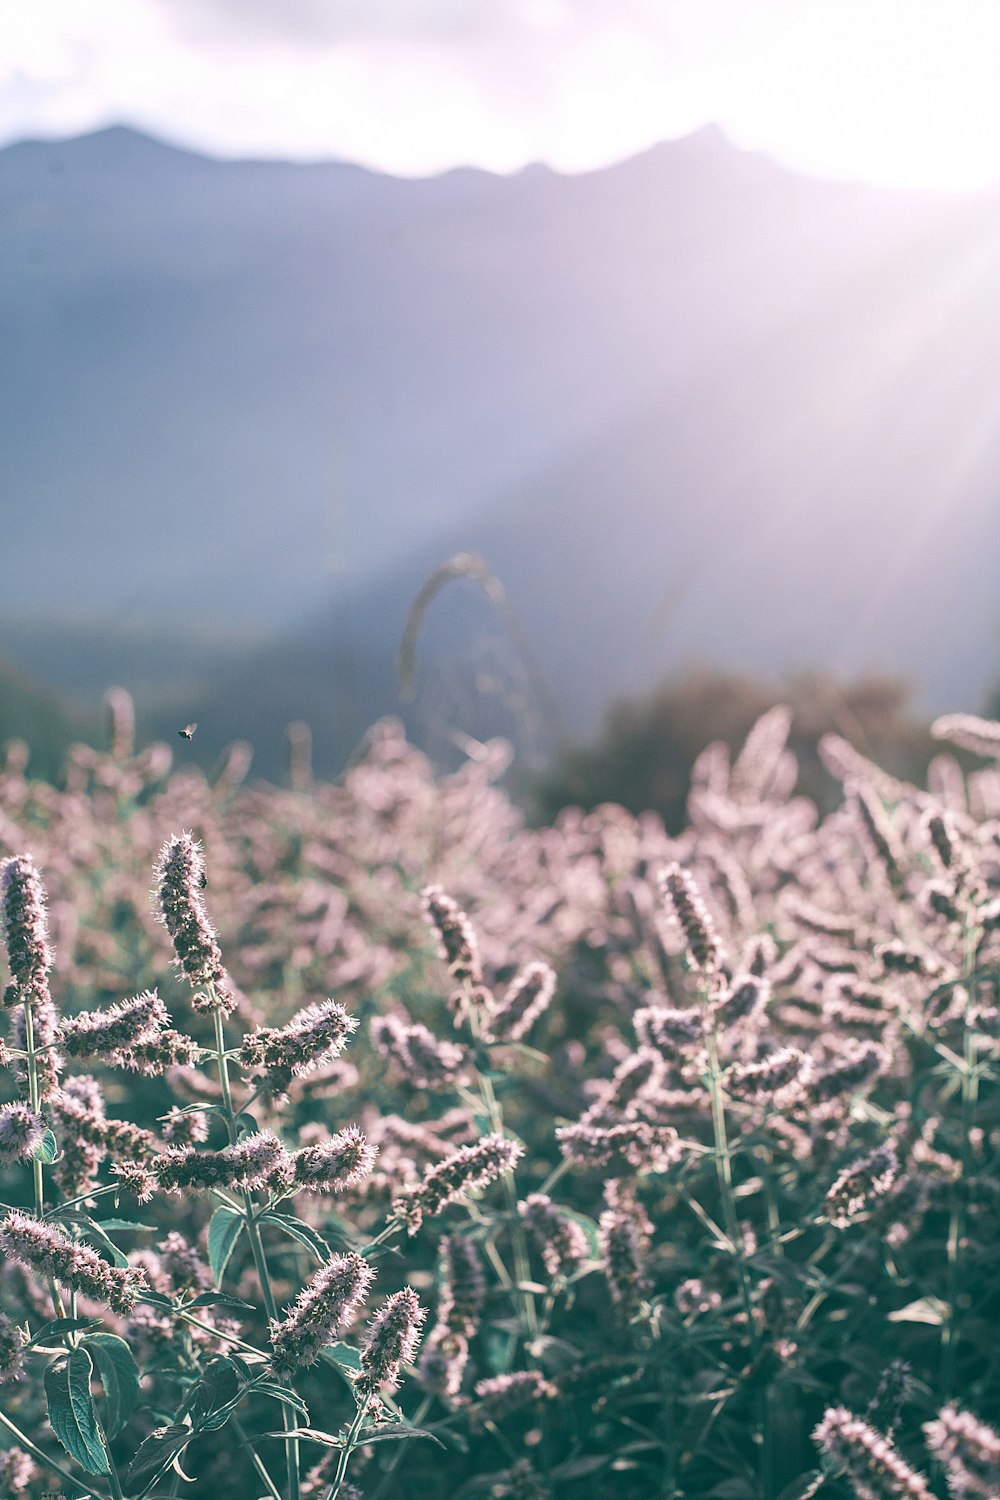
2, 0, 1000, 188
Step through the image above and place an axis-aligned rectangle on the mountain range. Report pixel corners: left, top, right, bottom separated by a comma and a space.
2, 124, 999, 776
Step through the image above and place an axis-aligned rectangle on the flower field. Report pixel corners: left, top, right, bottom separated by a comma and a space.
1, 702, 999, 1499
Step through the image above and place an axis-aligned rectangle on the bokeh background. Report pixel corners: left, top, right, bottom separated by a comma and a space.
2, 1, 999, 805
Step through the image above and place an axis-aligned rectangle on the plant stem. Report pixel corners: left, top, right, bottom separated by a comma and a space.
704, 1027, 757, 1352
325, 1403, 367, 1500
232, 1415, 284, 1500
212, 1005, 301, 1500
0, 1405, 94, 1496
941, 921, 982, 1398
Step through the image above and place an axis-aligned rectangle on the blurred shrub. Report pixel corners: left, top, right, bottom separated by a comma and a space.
535, 667, 945, 830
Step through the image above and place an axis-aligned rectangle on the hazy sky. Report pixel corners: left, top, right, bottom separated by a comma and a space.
3, 1, 1000, 189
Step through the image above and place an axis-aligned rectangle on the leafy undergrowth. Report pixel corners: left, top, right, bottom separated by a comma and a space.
0, 702, 999, 1500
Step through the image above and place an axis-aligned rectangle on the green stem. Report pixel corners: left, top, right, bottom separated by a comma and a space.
705, 1028, 757, 1352
368, 1396, 432, 1500
232, 1415, 284, 1500
326, 1403, 367, 1500
212, 1005, 301, 1500
941, 924, 981, 1398
0, 1405, 95, 1496
22, 999, 45, 1219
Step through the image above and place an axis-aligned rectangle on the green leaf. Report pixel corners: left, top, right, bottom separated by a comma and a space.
254, 1382, 310, 1420
364, 1423, 445, 1448
55, 1211, 129, 1269
122, 1424, 193, 1490
27, 1317, 102, 1348
84, 1332, 140, 1437
207, 1205, 245, 1286
95, 1218, 154, 1232
260, 1212, 331, 1263
33, 1128, 59, 1163
318, 1341, 361, 1372
139, 1290, 174, 1310
559, 1208, 602, 1259
187, 1291, 256, 1313
887, 1296, 950, 1326
189, 1356, 241, 1427
44, 1348, 111, 1475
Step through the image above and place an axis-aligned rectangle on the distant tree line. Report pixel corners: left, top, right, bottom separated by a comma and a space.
532, 667, 964, 832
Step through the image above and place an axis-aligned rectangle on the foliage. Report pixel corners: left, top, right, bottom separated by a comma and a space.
535, 669, 948, 832
0, 699, 998, 1499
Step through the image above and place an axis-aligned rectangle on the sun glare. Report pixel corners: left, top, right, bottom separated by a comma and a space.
721, 0, 1000, 192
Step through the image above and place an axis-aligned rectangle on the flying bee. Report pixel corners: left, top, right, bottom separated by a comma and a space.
178, 723, 198, 740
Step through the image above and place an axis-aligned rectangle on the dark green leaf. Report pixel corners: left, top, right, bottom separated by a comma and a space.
187, 1291, 256, 1313
139, 1291, 174, 1310
260, 1212, 330, 1263
122, 1424, 193, 1489
27, 1317, 102, 1348
207, 1206, 245, 1286
44, 1349, 111, 1475
775, 1473, 824, 1500
318, 1341, 361, 1372
189, 1357, 241, 1426
56, 1212, 129, 1269
254, 1382, 310, 1420
95, 1218, 153, 1232
33, 1128, 59, 1163
364, 1423, 445, 1448
84, 1332, 140, 1437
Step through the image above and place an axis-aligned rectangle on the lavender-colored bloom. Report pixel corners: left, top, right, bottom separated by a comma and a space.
634, 1004, 705, 1056
730, 704, 794, 803
392, 1133, 522, 1233
557, 1119, 680, 1175
486, 961, 556, 1042
932, 713, 1000, 758
111, 1159, 158, 1204
0, 1102, 44, 1166
154, 833, 237, 1014
712, 974, 769, 1032
160, 1107, 210, 1147
0, 854, 54, 1009
0, 1312, 27, 1383
813, 1407, 933, 1500
292, 1125, 378, 1193
269, 1252, 374, 1376
582, 1048, 666, 1125
825, 1144, 899, 1228
876, 941, 941, 978
371, 1011, 469, 1089
355, 1286, 426, 1402
674, 1278, 722, 1317
924, 1405, 1000, 1498
104, 685, 135, 761
437, 1234, 485, 1337
419, 1325, 469, 1398
421, 885, 482, 984
60, 989, 167, 1059
659, 863, 723, 976
0, 1210, 144, 1314
724, 1047, 807, 1104
519, 1193, 590, 1278
809, 1041, 888, 1103
473, 1370, 556, 1421
157, 1131, 290, 1194
241, 999, 357, 1094
851, 783, 906, 891
599, 1193, 651, 1317
0, 1448, 34, 1494
114, 1027, 200, 1076
10, 991, 63, 1101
